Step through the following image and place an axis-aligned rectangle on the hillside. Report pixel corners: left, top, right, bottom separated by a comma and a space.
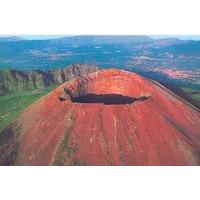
0, 64, 100, 131
0, 64, 100, 95
0, 69, 199, 166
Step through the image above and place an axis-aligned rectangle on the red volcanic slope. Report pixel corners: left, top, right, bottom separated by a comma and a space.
11, 69, 200, 165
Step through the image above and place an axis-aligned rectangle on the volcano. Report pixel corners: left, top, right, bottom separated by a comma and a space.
0, 69, 200, 165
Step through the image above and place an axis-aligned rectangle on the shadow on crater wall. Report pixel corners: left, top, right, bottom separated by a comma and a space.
70, 93, 150, 105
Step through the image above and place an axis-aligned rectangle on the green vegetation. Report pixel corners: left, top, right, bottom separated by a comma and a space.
0, 85, 58, 131
0, 69, 52, 95
181, 87, 200, 106
192, 94, 200, 101
53, 133, 69, 166
181, 87, 196, 93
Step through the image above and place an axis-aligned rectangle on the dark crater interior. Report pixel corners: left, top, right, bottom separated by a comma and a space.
70, 93, 149, 105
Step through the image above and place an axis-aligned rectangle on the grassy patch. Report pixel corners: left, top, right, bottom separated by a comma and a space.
192, 93, 200, 101
181, 87, 196, 94
181, 87, 200, 106
0, 85, 58, 131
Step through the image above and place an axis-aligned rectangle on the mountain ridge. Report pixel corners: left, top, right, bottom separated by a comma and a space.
0, 64, 100, 95
0, 36, 24, 43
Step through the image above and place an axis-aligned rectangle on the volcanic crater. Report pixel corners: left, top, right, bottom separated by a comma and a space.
1, 69, 200, 166
59, 69, 151, 105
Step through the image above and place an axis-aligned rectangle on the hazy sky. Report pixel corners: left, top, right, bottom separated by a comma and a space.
15, 35, 200, 41
21, 35, 66, 40
150, 35, 200, 40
